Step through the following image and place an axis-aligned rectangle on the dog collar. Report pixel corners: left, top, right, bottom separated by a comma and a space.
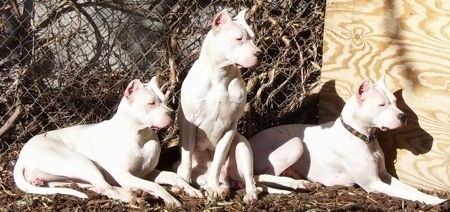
340, 116, 376, 144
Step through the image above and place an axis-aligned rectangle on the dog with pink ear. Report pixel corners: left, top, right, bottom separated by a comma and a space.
175, 9, 263, 204
13, 78, 202, 207
250, 76, 446, 205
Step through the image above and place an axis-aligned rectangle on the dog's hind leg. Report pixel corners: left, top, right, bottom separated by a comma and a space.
266, 137, 304, 176
252, 137, 313, 190
22, 140, 121, 199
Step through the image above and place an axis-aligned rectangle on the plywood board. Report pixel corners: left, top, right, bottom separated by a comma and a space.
320, 0, 450, 191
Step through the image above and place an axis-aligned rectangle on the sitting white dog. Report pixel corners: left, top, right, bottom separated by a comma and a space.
175, 9, 263, 204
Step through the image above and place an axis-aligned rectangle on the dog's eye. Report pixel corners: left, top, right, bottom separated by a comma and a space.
379, 103, 386, 107
236, 36, 243, 41
149, 102, 155, 105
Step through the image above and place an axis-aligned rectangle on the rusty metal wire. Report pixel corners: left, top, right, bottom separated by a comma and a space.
0, 0, 325, 152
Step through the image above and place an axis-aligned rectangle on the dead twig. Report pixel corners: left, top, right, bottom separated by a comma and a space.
0, 75, 24, 138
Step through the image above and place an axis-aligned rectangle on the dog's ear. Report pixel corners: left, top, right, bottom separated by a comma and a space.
376, 74, 387, 88
147, 76, 167, 104
125, 79, 143, 101
212, 9, 231, 32
234, 9, 247, 21
233, 9, 256, 39
356, 78, 371, 103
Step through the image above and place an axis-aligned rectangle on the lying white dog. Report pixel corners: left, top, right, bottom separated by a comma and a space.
250, 76, 447, 205
13, 77, 202, 206
175, 9, 263, 204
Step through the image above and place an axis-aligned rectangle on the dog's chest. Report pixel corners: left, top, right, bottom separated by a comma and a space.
196, 80, 245, 133
126, 140, 161, 177
188, 72, 246, 122
206, 82, 245, 114
182, 64, 246, 146
102, 128, 161, 177
195, 84, 244, 149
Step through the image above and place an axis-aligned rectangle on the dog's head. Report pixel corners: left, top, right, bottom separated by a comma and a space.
354, 75, 407, 131
209, 9, 263, 68
123, 77, 175, 131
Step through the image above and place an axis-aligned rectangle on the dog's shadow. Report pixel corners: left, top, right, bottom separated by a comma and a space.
377, 89, 433, 177
320, 80, 433, 177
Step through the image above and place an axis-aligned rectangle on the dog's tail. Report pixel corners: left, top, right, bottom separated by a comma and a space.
13, 159, 88, 198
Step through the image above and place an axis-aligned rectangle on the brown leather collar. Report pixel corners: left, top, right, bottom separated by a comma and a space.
340, 116, 376, 144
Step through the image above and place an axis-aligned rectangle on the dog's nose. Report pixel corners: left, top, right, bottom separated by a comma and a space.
254, 51, 263, 60
167, 111, 176, 120
398, 113, 407, 124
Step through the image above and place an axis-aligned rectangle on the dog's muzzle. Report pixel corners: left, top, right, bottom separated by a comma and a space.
167, 111, 176, 120
254, 51, 264, 61
398, 113, 407, 125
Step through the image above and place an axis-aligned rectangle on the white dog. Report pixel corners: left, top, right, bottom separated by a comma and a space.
250, 76, 447, 205
13, 77, 203, 206
175, 9, 263, 204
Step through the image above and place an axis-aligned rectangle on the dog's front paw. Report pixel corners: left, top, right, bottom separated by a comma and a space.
291, 179, 316, 190
429, 196, 447, 205
243, 192, 258, 205
218, 184, 230, 199
164, 197, 182, 207
184, 186, 204, 198
204, 187, 218, 199
204, 184, 230, 200
129, 196, 150, 209
243, 184, 258, 205
170, 185, 204, 199
170, 186, 183, 195
102, 186, 129, 201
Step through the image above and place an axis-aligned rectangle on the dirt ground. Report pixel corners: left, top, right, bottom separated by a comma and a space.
1, 144, 449, 212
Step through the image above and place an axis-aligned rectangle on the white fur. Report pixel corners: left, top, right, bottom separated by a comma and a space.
175, 9, 262, 204
13, 77, 203, 207
250, 76, 447, 205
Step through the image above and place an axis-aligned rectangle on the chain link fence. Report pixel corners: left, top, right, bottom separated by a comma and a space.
0, 0, 325, 154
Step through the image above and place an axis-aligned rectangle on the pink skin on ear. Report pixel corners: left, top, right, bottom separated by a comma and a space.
212, 9, 231, 33
356, 79, 370, 104
124, 79, 140, 101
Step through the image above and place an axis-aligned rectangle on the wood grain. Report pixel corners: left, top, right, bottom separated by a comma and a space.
320, 0, 450, 192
